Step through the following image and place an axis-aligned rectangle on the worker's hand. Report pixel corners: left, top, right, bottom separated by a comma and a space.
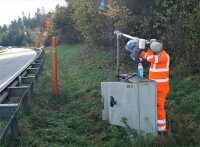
130, 48, 142, 63
139, 58, 143, 63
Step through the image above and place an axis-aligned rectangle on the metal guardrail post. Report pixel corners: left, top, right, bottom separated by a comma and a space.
0, 104, 18, 145
27, 68, 39, 81
21, 76, 35, 98
30, 81, 35, 98
10, 117, 18, 146
22, 95, 29, 115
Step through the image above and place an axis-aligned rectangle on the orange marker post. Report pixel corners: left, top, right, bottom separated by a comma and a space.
52, 37, 58, 96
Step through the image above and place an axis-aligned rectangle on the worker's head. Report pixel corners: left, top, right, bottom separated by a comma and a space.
150, 42, 163, 53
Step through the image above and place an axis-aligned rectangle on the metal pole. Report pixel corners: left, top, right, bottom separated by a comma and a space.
9, 117, 18, 146
22, 96, 29, 115
122, 33, 137, 40
116, 34, 120, 80
52, 37, 58, 97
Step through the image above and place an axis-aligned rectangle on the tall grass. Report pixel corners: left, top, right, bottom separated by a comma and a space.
16, 44, 200, 146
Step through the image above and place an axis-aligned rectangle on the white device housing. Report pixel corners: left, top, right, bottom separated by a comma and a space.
139, 39, 146, 49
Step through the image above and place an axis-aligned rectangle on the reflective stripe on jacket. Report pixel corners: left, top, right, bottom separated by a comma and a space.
140, 50, 170, 84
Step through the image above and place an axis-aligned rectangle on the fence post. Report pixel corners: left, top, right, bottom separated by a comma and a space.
52, 37, 58, 96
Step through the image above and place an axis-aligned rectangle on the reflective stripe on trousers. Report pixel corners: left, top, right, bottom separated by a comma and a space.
158, 126, 166, 131
149, 78, 169, 83
157, 86, 168, 132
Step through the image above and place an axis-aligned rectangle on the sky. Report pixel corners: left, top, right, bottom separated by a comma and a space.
0, 0, 66, 26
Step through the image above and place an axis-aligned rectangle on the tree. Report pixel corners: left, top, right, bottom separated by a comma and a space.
1, 25, 7, 32
66, 0, 131, 47
52, 5, 80, 45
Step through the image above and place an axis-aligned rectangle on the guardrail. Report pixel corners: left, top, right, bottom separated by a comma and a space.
0, 47, 41, 92
0, 49, 45, 146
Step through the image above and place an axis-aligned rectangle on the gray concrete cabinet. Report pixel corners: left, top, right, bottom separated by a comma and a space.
101, 78, 157, 136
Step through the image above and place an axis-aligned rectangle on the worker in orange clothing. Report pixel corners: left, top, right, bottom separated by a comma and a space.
140, 42, 170, 133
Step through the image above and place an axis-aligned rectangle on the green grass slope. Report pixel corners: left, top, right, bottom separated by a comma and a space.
15, 44, 199, 146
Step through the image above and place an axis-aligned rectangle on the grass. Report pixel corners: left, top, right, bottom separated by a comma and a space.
0, 120, 7, 133
11, 44, 200, 146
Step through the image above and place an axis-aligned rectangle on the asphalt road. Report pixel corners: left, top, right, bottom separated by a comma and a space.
0, 48, 37, 92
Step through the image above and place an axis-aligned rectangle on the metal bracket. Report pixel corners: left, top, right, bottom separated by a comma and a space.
8, 86, 28, 98
0, 104, 18, 120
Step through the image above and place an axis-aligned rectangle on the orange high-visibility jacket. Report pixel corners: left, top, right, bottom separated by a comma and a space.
140, 50, 170, 87
140, 49, 170, 132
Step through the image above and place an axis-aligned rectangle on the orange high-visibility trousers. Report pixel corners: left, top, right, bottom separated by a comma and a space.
140, 49, 170, 132
157, 82, 169, 132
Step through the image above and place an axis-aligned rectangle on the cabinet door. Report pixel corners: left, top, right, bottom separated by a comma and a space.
108, 82, 139, 130
139, 81, 157, 136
